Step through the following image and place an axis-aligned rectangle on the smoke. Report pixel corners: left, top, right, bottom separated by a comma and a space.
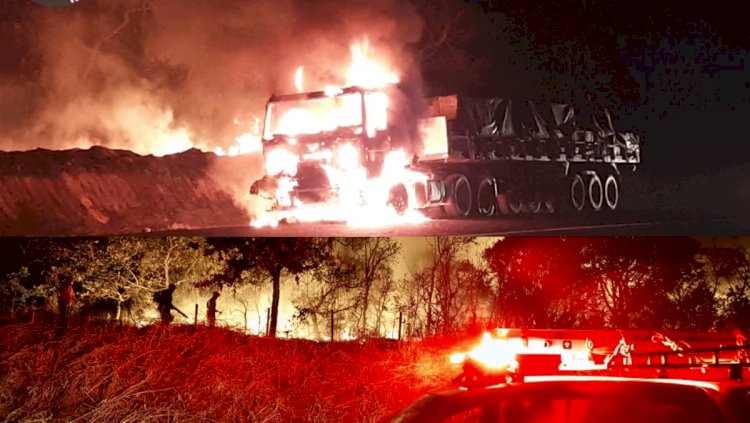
0, 0, 424, 155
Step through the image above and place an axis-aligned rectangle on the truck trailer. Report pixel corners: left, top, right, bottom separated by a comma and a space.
250, 83, 642, 219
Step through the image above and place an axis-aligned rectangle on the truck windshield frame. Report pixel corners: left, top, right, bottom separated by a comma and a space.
263, 91, 364, 140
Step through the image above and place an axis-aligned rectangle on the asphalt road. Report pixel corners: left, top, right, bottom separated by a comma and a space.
157, 209, 750, 237
152, 162, 750, 237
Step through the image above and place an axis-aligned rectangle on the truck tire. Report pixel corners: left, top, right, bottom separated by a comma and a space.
476, 177, 497, 216
444, 174, 472, 218
604, 174, 619, 210
570, 174, 586, 212
588, 173, 604, 211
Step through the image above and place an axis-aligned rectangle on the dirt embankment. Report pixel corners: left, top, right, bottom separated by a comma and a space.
0, 147, 263, 236
0, 323, 454, 422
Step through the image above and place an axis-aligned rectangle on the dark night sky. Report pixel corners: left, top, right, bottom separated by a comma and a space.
439, 0, 750, 200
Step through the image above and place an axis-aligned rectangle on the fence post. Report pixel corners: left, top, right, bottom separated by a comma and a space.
194, 304, 198, 328
330, 310, 335, 342
398, 311, 403, 341
268, 308, 272, 336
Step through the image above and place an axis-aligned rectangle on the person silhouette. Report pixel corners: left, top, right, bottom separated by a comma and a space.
57, 276, 75, 322
153, 284, 185, 324
206, 291, 221, 327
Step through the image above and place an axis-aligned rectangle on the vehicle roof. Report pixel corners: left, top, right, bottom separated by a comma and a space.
436, 375, 739, 394
392, 376, 748, 423
450, 374, 750, 394
523, 374, 743, 390
268, 85, 381, 102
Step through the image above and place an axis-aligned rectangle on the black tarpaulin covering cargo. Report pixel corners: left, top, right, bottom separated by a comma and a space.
429, 95, 622, 140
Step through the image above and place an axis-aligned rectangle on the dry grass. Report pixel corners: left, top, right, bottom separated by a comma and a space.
0, 322, 455, 422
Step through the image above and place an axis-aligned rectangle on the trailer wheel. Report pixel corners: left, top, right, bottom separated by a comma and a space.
387, 183, 409, 215
476, 177, 497, 216
445, 174, 472, 218
542, 192, 555, 213
604, 174, 619, 210
525, 198, 543, 214
509, 193, 523, 214
498, 191, 523, 215
570, 174, 586, 212
588, 173, 604, 211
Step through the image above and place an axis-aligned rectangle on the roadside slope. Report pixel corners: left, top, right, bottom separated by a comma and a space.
0, 147, 260, 235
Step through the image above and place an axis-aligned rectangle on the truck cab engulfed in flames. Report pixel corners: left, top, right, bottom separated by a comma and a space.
250, 84, 433, 217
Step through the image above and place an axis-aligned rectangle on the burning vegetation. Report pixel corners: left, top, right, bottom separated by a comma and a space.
1, 0, 421, 155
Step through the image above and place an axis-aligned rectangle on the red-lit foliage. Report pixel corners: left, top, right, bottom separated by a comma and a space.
482, 237, 748, 331
484, 237, 589, 328
0, 322, 455, 422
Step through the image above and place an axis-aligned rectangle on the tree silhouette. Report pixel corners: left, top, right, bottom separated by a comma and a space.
292, 240, 359, 340
343, 238, 402, 336
484, 237, 593, 328
580, 237, 704, 328
80, 237, 218, 322
204, 238, 333, 337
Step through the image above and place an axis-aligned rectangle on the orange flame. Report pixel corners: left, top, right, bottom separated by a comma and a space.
251, 148, 429, 228
347, 39, 399, 88
211, 117, 263, 156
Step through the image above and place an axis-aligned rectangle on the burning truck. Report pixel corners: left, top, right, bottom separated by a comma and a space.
250, 43, 642, 226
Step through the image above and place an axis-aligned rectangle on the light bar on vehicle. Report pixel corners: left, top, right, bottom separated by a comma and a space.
450, 329, 750, 388
450, 330, 603, 375
451, 332, 520, 371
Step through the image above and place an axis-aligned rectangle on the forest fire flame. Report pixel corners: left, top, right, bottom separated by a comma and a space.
251, 39, 430, 228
